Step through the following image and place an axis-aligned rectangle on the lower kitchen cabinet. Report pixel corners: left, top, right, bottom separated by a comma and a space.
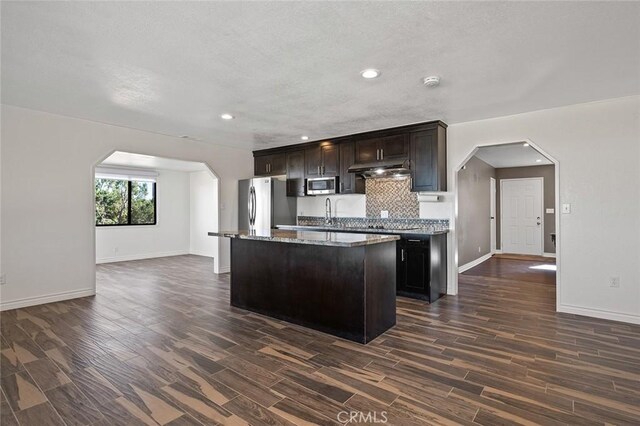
396, 234, 447, 302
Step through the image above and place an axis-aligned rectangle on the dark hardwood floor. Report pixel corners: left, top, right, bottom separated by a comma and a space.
1, 254, 639, 425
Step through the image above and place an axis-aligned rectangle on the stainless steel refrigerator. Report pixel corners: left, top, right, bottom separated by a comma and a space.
238, 176, 297, 230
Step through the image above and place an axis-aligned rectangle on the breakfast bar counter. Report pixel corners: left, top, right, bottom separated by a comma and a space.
209, 229, 398, 343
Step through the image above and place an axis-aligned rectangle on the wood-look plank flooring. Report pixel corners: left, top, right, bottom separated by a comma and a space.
1, 254, 639, 425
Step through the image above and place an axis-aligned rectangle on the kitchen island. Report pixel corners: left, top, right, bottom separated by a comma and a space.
209, 229, 398, 343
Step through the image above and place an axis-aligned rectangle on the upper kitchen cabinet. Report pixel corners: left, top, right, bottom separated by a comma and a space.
339, 141, 365, 194
410, 123, 447, 192
254, 153, 286, 176
355, 134, 408, 164
286, 150, 306, 197
305, 142, 339, 177
252, 120, 447, 192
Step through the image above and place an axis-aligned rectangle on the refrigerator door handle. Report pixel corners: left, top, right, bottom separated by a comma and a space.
248, 186, 255, 226
251, 187, 257, 226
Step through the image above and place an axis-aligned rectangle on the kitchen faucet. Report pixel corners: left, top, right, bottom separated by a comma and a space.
325, 197, 333, 225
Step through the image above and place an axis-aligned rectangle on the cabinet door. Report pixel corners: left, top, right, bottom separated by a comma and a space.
405, 244, 429, 293
355, 139, 379, 164
254, 155, 270, 176
269, 153, 287, 176
321, 144, 339, 176
410, 127, 447, 192
305, 146, 322, 177
254, 154, 286, 176
379, 134, 408, 161
339, 141, 361, 194
410, 130, 438, 191
396, 241, 408, 292
286, 150, 306, 196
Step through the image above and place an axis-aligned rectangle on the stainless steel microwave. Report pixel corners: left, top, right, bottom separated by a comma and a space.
306, 176, 338, 195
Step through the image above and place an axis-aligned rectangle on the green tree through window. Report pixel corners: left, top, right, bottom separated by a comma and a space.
95, 178, 156, 226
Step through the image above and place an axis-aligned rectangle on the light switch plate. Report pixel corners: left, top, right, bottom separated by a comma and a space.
381, 210, 389, 218
562, 204, 571, 214
546, 208, 555, 214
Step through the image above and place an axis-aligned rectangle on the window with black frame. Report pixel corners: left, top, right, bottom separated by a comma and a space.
95, 168, 157, 226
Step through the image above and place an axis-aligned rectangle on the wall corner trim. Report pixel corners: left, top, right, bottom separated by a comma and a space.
558, 303, 640, 325
458, 253, 493, 274
1, 288, 96, 311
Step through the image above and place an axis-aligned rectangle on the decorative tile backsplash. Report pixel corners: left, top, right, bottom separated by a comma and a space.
365, 177, 419, 218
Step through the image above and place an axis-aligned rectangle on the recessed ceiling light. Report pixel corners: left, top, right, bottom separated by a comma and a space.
536, 159, 542, 163
361, 69, 381, 79
301, 136, 309, 141
422, 76, 440, 87
523, 143, 530, 147
220, 113, 234, 120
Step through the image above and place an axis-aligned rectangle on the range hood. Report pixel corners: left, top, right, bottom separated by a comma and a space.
347, 159, 411, 179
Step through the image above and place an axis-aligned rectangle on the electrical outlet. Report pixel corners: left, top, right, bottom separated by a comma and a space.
609, 277, 620, 288
114, 247, 119, 254
0, 274, 6, 286
562, 203, 571, 214
478, 246, 482, 253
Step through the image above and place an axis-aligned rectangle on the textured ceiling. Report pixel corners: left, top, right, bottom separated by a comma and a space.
474, 144, 552, 169
2, 2, 639, 150
101, 151, 208, 172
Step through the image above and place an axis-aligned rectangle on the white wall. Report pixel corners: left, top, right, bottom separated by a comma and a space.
0, 105, 252, 310
2, 98, 639, 325
447, 96, 640, 324
297, 194, 366, 218
189, 170, 218, 264
95, 170, 191, 263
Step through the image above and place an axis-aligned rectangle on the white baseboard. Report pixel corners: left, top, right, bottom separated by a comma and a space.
188, 250, 215, 258
216, 265, 231, 274
558, 303, 640, 325
494, 249, 503, 254
1, 288, 95, 311
543, 252, 557, 258
96, 250, 189, 264
458, 253, 492, 273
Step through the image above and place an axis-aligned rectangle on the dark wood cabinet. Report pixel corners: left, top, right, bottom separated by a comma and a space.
321, 144, 339, 176
253, 120, 447, 194
410, 126, 447, 192
380, 134, 409, 160
339, 141, 365, 194
396, 234, 447, 302
254, 153, 286, 176
286, 150, 305, 197
397, 238, 430, 299
355, 139, 379, 164
305, 143, 339, 178
355, 134, 408, 164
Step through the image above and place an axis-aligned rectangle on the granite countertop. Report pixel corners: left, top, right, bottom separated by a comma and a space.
208, 229, 400, 247
277, 224, 449, 236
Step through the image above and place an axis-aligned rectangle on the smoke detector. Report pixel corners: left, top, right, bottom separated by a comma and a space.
422, 76, 440, 88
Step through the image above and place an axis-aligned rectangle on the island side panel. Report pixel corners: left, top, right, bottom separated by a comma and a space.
430, 233, 448, 302
364, 241, 397, 343
230, 238, 368, 342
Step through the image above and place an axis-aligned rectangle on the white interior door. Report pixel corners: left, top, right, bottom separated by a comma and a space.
490, 177, 496, 253
501, 178, 543, 255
